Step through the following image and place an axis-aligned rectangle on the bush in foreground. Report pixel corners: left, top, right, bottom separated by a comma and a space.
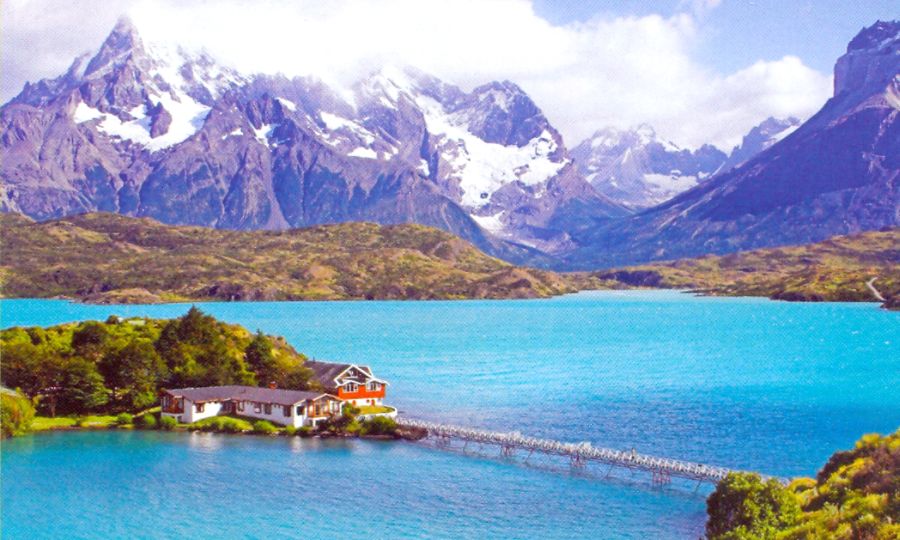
137, 414, 157, 429
361, 416, 398, 436
283, 425, 297, 436
159, 415, 177, 430
115, 413, 133, 426
1, 391, 35, 437
252, 420, 277, 435
707, 429, 900, 539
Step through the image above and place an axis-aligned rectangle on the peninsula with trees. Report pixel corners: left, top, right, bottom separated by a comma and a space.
0, 307, 401, 438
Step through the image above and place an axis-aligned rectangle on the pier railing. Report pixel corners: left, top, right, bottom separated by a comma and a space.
398, 419, 775, 485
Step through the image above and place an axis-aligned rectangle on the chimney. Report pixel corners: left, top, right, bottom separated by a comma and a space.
268, 382, 277, 389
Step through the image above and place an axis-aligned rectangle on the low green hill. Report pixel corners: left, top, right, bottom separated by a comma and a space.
0, 213, 601, 302
596, 229, 899, 308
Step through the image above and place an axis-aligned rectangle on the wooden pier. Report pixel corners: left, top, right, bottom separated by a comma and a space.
398, 419, 775, 486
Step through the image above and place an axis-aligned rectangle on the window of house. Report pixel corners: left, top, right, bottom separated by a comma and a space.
264, 403, 272, 415
254, 402, 261, 413
296, 405, 305, 416
283, 405, 291, 417
196, 402, 205, 413
368, 382, 379, 391
238, 401, 244, 411
345, 382, 357, 392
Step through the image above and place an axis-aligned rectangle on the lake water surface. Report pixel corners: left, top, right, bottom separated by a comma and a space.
2, 292, 898, 538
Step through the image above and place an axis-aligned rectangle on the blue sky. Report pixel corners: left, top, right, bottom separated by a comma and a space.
534, 0, 898, 73
1, 0, 895, 149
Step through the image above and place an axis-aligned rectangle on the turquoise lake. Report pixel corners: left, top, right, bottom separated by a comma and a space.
2, 291, 899, 539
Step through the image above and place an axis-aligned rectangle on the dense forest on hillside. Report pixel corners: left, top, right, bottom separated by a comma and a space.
707, 429, 900, 539
0, 307, 314, 416
599, 229, 899, 308
0, 213, 596, 303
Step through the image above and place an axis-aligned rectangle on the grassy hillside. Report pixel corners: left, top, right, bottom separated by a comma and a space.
0, 213, 601, 302
707, 428, 900, 539
597, 229, 900, 308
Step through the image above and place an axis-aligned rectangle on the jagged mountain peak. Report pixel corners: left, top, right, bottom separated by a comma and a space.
847, 20, 900, 52
83, 16, 146, 78
833, 19, 899, 99
572, 123, 727, 209
722, 116, 801, 171
582, 124, 680, 152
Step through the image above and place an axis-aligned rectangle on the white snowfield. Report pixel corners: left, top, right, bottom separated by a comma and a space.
70, 43, 251, 152
416, 95, 566, 208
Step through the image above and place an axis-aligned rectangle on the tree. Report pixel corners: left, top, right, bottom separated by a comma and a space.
0, 341, 44, 397
177, 306, 216, 344
245, 331, 277, 385
706, 473, 802, 540
57, 357, 109, 414
71, 321, 109, 360
100, 339, 166, 409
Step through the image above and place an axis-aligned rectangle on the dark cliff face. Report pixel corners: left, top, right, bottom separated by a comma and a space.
562, 20, 900, 270
0, 18, 624, 262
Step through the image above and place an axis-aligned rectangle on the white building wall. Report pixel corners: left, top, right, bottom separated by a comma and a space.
234, 400, 301, 427
183, 399, 224, 423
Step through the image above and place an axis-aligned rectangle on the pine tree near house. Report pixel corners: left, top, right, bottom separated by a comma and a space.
245, 331, 278, 386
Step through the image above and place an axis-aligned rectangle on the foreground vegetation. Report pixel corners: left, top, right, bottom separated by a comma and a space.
1, 388, 35, 437
18, 408, 401, 440
0, 307, 315, 420
600, 229, 899, 308
707, 428, 900, 539
0, 212, 595, 302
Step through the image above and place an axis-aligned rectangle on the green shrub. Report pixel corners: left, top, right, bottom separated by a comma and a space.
73, 414, 89, 427
283, 425, 298, 436
159, 415, 177, 430
115, 413, 133, 426
222, 418, 246, 433
137, 414, 158, 429
252, 420, 277, 435
362, 416, 398, 436
1, 391, 36, 437
345, 419, 362, 435
343, 403, 361, 416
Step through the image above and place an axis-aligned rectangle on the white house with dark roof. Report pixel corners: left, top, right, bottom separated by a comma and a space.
160, 385, 343, 427
305, 361, 389, 407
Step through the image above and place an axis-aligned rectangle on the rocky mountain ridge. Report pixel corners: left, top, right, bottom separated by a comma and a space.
0, 17, 625, 259
564, 19, 899, 268
571, 124, 728, 209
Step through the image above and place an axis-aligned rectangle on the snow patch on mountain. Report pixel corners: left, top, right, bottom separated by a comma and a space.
416, 95, 567, 208
471, 211, 506, 234
73, 97, 209, 151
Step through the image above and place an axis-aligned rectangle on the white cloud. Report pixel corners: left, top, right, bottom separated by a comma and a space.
0, 0, 832, 149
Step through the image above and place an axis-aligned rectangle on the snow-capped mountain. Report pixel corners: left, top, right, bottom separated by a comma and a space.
721, 117, 801, 171
571, 125, 727, 209
564, 20, 900, 269
0, 18, 625, 259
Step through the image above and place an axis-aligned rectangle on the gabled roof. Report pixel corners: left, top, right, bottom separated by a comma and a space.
305, 360, 383, 386
162, 385, 335, 406
305, 361, 353, 385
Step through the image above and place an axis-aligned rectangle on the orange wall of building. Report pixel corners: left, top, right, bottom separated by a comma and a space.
336, 387, 386, 400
